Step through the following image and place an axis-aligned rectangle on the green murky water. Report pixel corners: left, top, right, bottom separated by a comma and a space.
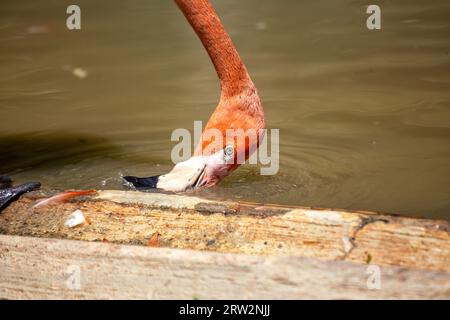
1, 0, 449, 219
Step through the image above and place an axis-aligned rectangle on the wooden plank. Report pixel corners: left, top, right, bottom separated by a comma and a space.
0, 234, 449, 299
0, 190, 449, 273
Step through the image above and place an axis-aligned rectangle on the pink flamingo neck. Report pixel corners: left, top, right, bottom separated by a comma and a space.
175, 0, 254, 98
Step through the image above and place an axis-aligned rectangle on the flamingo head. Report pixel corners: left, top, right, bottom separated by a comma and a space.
123, 146, 235, 192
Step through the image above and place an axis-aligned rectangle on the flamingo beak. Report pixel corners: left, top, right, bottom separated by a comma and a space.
124, 156, 208, 192
192, 164, 207, 188
124, 147, 233, 192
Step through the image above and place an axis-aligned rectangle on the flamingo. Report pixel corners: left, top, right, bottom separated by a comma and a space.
124, 0, 265, 192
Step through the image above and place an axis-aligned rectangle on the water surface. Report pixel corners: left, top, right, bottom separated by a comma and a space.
1, 0, 449, 219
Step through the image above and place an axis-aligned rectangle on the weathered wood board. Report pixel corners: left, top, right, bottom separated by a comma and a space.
0, 190, 449, 274
1, 234, 449, 299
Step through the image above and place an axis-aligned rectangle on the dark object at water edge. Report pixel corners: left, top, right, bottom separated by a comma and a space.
0, 176, 41, 212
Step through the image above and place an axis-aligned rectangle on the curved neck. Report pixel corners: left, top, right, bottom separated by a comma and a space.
175, 0, 253, 98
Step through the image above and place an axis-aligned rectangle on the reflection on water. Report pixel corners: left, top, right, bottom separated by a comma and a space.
0, 0, 449, 219
0, 132, 131, 189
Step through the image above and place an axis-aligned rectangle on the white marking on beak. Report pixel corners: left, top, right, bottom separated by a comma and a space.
156, 156, 207, 192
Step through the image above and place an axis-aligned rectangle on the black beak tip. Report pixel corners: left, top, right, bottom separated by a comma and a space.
123, 175, 160, 190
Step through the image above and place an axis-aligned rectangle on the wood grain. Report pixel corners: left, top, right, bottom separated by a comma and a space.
1, 234, 449, 299
0, 190, 448, 273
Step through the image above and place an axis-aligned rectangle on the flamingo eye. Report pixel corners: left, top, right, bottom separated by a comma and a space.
224, 145, 234, 161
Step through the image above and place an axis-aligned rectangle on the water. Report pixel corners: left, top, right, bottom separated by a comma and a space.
0, 0, 449, 219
